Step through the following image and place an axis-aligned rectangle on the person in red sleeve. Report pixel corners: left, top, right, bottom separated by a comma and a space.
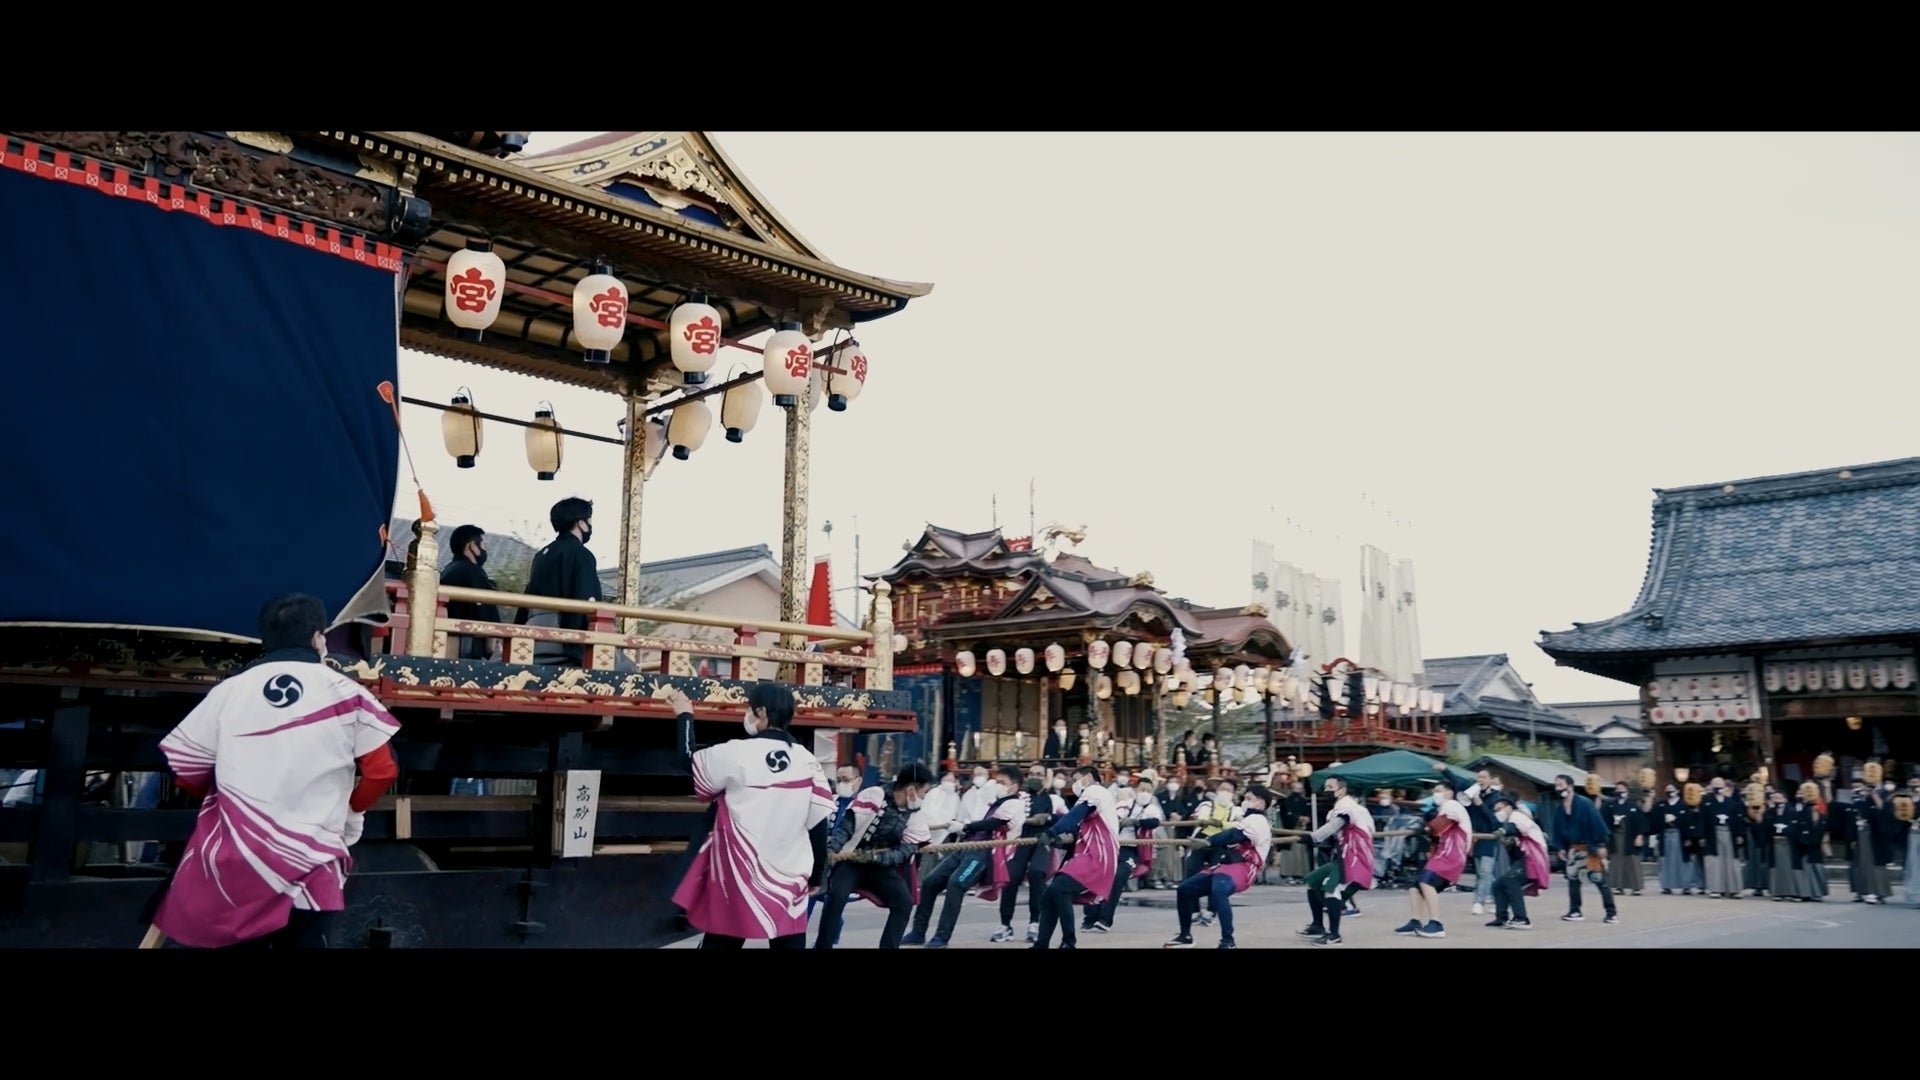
152, 593, 400, 949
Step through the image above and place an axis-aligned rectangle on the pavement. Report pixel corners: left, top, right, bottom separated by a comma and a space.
667, 874, 1920, 949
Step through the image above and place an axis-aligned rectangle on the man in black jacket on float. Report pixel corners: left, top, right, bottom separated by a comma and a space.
515, 497, 623, 669
441, 524, 502, 661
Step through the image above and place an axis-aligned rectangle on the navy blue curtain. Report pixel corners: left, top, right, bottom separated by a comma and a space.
0, 165, 400, 639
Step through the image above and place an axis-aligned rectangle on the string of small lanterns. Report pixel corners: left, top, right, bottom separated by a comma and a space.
435, 241, 871, 477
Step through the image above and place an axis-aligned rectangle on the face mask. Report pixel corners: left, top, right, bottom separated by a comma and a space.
1053, 778, 1066, 790
836, 782, 855, 797
941, 779, 956, 790
581, 523, 594, 545
1138, 790, 1154, 802
474, 548, 489, 566
1072, 779, 1088, 795
906, 790, 924, 810
1556, 788, 1569, 800
974, 775, 989, 786
1496, 809, 1512, 823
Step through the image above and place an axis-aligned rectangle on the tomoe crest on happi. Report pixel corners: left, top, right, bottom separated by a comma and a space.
765, 748, 791, 773
262, 673, 303, 708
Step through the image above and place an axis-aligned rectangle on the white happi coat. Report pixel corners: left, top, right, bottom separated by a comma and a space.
154, 657, 399, 947
673, 732, 835, 939
922, 781, 962, 843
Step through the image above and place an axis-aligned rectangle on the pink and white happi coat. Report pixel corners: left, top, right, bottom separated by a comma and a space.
968, 791, 1031, 900
154, 662, 399, 948
1059, 783, 1121, 905
1121, 794, 1165, 880
1199, 811, 1273, 894
1321, 796, 1378, 890
1425, 798, 1474, 883
840, 785, 933, 908
1507, 810, 1552, 896
976, 791, 1064, 901
672, 734, 835, 939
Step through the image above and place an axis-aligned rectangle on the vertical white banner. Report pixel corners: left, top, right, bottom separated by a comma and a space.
1396, 558, 1424, 682
1320, 577, 1346, 661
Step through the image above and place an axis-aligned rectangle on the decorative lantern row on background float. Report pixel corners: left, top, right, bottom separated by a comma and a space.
1759, 658, 1914, 693
436, 255, 874, 472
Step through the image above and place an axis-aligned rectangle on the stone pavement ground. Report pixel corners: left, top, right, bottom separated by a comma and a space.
667, 877, 1920, 949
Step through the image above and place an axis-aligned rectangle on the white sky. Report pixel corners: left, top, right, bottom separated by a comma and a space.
394, 131, 1920, 705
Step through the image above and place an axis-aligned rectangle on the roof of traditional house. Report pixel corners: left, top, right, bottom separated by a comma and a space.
1466, 753, 1591, 789
1422, 653, 1591, 740
386, 522, 779, 606
1538, 457, 1920, 682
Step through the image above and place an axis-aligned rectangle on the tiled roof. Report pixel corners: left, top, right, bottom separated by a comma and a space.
1538, 457, 1920, 679
1422, 654, 1505, 704
1468, 753, 1591, 789
385, 520, 775, 603
1422, 652, 1588, 739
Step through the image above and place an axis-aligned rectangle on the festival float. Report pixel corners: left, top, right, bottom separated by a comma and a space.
0, 130, 931, 947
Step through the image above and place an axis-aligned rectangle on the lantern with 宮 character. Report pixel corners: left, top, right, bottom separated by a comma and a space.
1112, 641, 1134, 668
827, 339, 867, 411
720, 379, 763, 443
524, 404, 562, 480
1088, 640, 1110, 669
761, 322, 812, 407
986, 649, 1007, 677
571, 261, 628, 364
1014, 647, 1035, 675
668, 295, 722, 385
1134, 644, 1154, 670
442, 389, 482, 468
955, 651, 976, 678
1153, 648, 1173, 675
1045, 643, 1066, 672
443, 239, 505, 342
1234, 664, 1252, 690
666, 400, 712, 461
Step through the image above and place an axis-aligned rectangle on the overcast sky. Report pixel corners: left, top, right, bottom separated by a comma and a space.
394, 131, 1920, 705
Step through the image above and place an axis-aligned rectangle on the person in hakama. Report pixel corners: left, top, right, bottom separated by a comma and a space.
1897, 776, 1920, 906
904, 765, 1028, 948
987, 775, 1065, 943
151, 594, 400, 949
1761, 788, 1815, 902
1545, 774, 1618, 924
1153, 775, 1194, 887
1164, 784, 1276, 950
1486, 795, 1551, 930
1601, 781, 1647, 895
1653, 784, 1693, 894
1081, 773, 1163, 934
1293, 775, 1374, 947
672, 683, 835, 950
1274, 781, 1312, 883
1838, 780, 1894, 905
1698, 779, 1748, 899
1741, 783, 1771, 896
1797, 783, 1830, 899
1397, 778, 1471, 940
815, 763, 936, 949
1031, 765, 1119, 950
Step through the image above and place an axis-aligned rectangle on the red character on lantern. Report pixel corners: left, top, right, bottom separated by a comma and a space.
450, 266, 496, 313
681, 315, 721, 355
783, 342, 812, 380
850, 353, 868, 383
590, 287, 626, 328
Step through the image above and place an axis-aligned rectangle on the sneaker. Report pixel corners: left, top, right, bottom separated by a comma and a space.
901, 931, 926, 946
1484, 918, 1508, 928
1079, 921, 1097, 931
1394, 919, 1422, 935
1471, 902, 1485, 916
1507, 919, 1532, 930
1313, 933, 1344, 946
1296, 924, 1327, 938
1025, 923, 1038, 942
1089, 922, 1112, 933
1415, 920, 1446, 939
1218, 937, 1237, 949
990, 925, 1016, 943
1603, 914, 1619, 924
926, 936, 949, 949
1343, 907, 1362, 917
1197, 913, 1214, 927
1164, 934, 1194, 948
1561, 912, 1584, 922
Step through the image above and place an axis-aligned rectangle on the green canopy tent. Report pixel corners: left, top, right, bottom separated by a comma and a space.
1313, 749, 1477, 794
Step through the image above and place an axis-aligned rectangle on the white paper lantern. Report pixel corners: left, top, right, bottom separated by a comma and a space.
1252, 666, 1271, 693
986, 649, 1007, 677
1057, 667, 1077, 691
571, 262, 628, 364
955, 650, 976, 678
1784, 664, 1803, 692
524, 405, 563, 480
809, 365, 825, 414
1393, 684, 1411, 708
827, 339, 868, 411
1363, 676, 1379, 701
666, 400, 712, 460
1805, 663, 1824, 691
891, 633, 908, 654
1825, 661, 1845, 690
1868, 659, 1890, 689
1118, 670, 1140, 696
1153, 647, 1173, 675
1234, 664, 1252, 689
1088, 640, 1110, 669
443, 241, 505, 342
1044, 642, 1066, 672
1095, 673, 1113, 700
1328, 674, 1348, 702
668, 296, 722, 385
1014, 647, 1035, 675
1112, 641, 1134, 668
1763, 664, 1781, 693
1134, 643, 1154, 670
761, 323, 813, 407
720, 379, 763, 443
1893, 659, 1914, 689
1846, 660, 1866, 690
441, 389, 482, 468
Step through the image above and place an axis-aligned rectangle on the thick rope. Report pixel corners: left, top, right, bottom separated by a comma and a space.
828, 818, 1502, 863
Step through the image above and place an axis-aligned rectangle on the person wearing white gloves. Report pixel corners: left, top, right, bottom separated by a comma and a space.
150, 593, 400, 949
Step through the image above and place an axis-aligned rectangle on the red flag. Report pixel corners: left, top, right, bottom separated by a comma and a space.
806, 556, 832, 644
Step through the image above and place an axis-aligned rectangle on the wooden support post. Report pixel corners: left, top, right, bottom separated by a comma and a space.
31, 705, 89, 883
619, 394, 649, 665
403, 518, 441, 658
776, 377, 813, 682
